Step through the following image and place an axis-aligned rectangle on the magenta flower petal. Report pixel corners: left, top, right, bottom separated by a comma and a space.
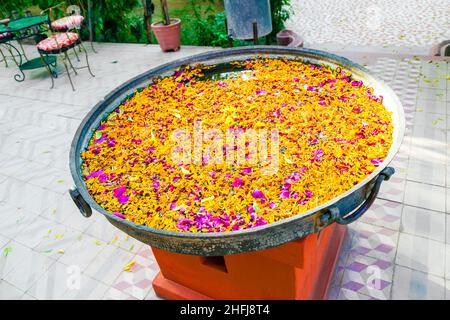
112, 212, 125, 219
232, 178, 244, 187
85, 169, 104, 180
268, 202, 276, 209
94, 135, 107, 144
247, 205, 255, 214
98, 173, 108, 183
282, 183, 291, 190
351, 80, 363, 87
176, 218, 193, 231
371, 158, 383, 165
107, 138, 117, 147
113, 186, 126, 197
117, 195, 129, 204
305, 190, 313, 198
253, 217, 267, 227
316, 148, 324, 158
280, 190, 290, 199
256, 89, 267, 95
242, 167, 253, 174
251, 189, 264, 199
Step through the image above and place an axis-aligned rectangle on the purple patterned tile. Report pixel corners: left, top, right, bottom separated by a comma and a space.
347, 261, 367, 272
374, 259, 392, 270
371, 279, 391, 291
343, 281, 365, 292
375, 244, 395, 254
353, 246, 371, 255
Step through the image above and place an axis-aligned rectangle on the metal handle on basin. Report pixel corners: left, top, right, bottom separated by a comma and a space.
69, 188, 92, 218
335, 167, 395, 225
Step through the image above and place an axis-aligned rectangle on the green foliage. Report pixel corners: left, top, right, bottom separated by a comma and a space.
0, 0, 32, 17
179, 1, 228, 47
1, 0, 291, 46
268, 0, 291, 43
80, 0, 141, 43
179, 0, 292, 47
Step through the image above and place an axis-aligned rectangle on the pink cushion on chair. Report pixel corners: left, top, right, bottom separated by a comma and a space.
51, 15, 84, 31
37, 32, 79, 51
0, 32, 11, 39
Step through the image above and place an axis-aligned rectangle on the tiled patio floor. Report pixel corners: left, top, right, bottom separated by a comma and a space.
287, 0, 450, 48
0, 42, 449, 300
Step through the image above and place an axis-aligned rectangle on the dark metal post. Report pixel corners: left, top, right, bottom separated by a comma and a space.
252, 20, 258, 45
225, 18, 233, 48
143, 0, 154, 44
87, 0, 97, 53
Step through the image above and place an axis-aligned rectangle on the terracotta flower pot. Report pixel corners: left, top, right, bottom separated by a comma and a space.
151, 18, 181, 52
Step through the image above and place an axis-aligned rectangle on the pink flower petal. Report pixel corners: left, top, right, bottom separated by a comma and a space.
117, 195, 129, 204
112, 212, 125, 219
251, 189, 265, 199
113, 187, 126, 197
85, 169, 104, 180
280, 190, 290, 198
94, 135, 107, 144
232, 178, 244, 187
371, 158, 383, 166
176, 218, 193, 231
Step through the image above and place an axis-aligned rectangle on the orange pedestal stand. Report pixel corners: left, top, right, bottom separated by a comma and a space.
152, 223, 346, 300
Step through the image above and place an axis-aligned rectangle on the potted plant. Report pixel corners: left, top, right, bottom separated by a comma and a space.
151, 0, 181, 51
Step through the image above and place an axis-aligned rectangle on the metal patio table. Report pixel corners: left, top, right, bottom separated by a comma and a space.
0, 15, 57, 82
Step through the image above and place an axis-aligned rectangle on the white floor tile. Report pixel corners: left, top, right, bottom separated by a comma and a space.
0, 205, 39, 239
26, 261, 73, 300
336, 288, 373, 300
446, 245, 450, 280
61, 274, 109, 300
84, 245, 134, 285
392, 265, 445, 300
3, 250, 55, 292
0, 241, 33, 279
401, 206, 446, 242
404, 181, 446, 212
396, 233, 445, 277
414, 112, 446, 129
58, 233, 105, 270
447, 189, 450, 213
84, 217, 123, 243
0, 280, 25, 299
14, 216, 56, 248
359, 198, 402, 230
0, 235, 9, 249
407, 159, 446, 186
447, 216, 450, 244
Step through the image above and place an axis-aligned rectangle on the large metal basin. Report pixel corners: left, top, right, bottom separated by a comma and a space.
69, 46, 405, 256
